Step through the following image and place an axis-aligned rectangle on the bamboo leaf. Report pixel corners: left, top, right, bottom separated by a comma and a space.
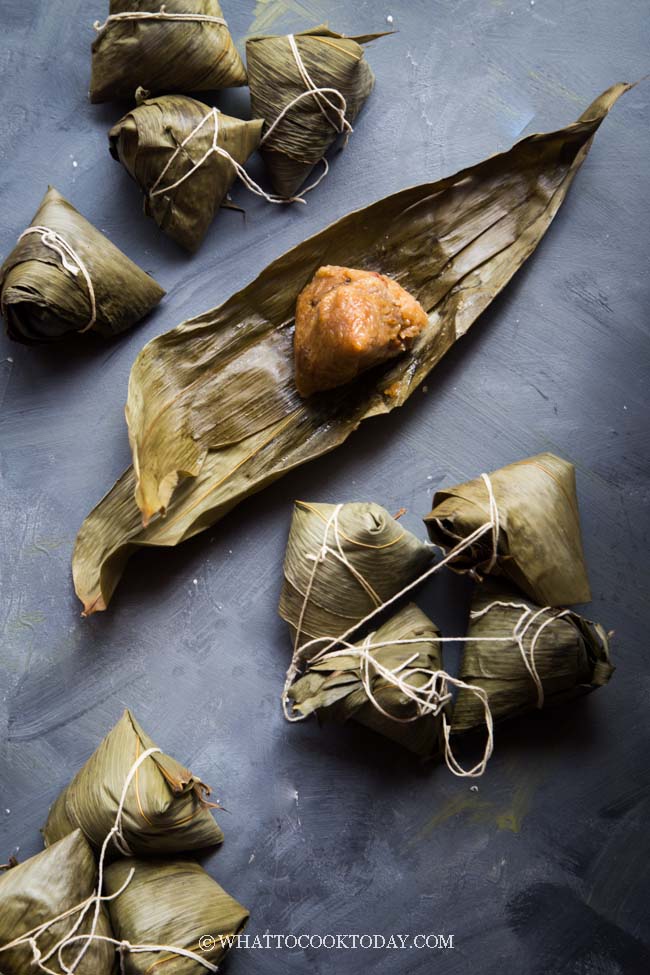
73, 83, 630, 613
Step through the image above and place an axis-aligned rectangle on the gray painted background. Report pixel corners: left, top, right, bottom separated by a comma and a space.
1, 1, 649, 972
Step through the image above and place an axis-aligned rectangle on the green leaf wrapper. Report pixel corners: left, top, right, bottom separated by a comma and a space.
424, 452, 591, 606
0, 187, 164, 344
90, 0, 247, 104
109, 94, 264, 251
289, 603, 446, 757
43, 709, 223, 856
247, 26, 381, 197
452, 585, 614, 733
0, 831, 116, 974
71, 84, 630, 614
105, 858, 249, 973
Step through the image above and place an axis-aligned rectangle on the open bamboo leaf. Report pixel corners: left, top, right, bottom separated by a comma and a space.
0, 831, 115, 974
109, 94, 264, 251
43, 709, 224, 855
279, 500, 433, 644
424, 452, 591, 606
105, 858, 249, 973
247, 26, 381, 198
90, 0, 247, 103
73, 83, 630, 613
0, 187, 164, 344
452, 584, 614, 733
289, 603, 446, 757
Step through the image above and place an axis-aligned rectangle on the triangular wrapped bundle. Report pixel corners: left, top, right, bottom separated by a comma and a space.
90, 0, 247, 103
424, 453, 591, 606
452, 586, 614, 733
288, 603, 446, 757
0, 186, 164, 344
105, 858, 249, 972
109, 94, 264, 251
247, 26, 379, 197
279, 501, 433, 646
43, 709, 223, 855
0, 830, 115, 974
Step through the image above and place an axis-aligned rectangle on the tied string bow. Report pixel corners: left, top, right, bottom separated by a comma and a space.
0, 747, 219, 975
11, 227, 97, 333
282, 475, 569, 777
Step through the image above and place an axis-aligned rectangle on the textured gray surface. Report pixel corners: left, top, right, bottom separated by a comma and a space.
1, 1, 649, 973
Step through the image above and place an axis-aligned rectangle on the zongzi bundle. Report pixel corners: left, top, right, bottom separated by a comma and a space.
247, 26, 379, 197
109, 94, 264, 251
279, 500, 433, 645
43, 709, 223, 855
90, 0, 247, 103
424, 453, 591, 606
0, 186, 164, 344
288, 603, 446, 756
0, 830, 115, 974
452, 586, 614, 732
294, 266, 429, 396
105, 858, 249, 973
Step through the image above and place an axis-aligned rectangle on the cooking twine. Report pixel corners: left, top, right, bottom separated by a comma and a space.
0, 748, 219, 975
14, 227, 97, 333
282, 474, 565, 777
93, 5, 227, 33
149, 106, 307, 205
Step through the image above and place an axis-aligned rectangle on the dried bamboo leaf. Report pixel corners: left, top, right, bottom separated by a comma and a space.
72, 83, 630, 613
109, 94, 264, 251
279, 500, 433, 643
424, 452, 591, 606
247, 26, 382, 197
90, 0, 247, 104
43, 709, 223, 855
289, 603, 446, 757
0, 830, 115, 974
0, 187, 164, 344
105, 858, 249, 973
452, 585, 614, 733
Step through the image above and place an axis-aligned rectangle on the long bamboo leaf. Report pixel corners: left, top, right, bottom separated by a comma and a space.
74, 83, 630, 613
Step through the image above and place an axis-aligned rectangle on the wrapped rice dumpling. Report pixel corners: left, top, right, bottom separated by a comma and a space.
294, 266, 429, 396
452, 585, 614, 733
90, 0, 247, 104
105, 858, 249, 973
424, 453, 591, 606
109, 94, 264, 251
0, 186, 164, 344
288, 603, 446, 757
43, 709, 223, 855
279, 500, 433, 645
0, 830, 115, 974
247, 26, 379, 197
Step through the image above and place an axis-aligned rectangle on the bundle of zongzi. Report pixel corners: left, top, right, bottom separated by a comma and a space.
452, 586, 614, 732
43, 709, 223, 855
109, 94, 264, 251
247, 26, 380, 197
90, 0, 247, 103
0, 187, 164, 344
0, 830, 115, 974
105, 858, 249, 973
294, 266, 429, 396
288, 603, 446, 757
72, 84, 631, 614
279, 501, 432, 646
424, 453, 591, 606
